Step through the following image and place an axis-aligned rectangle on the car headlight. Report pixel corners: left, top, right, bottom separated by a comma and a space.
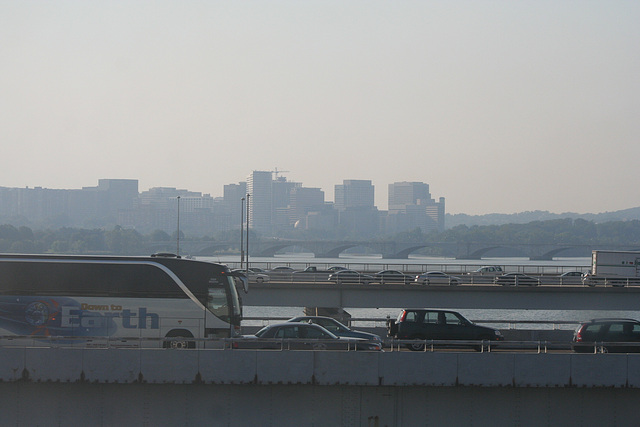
494, 330, 502, 337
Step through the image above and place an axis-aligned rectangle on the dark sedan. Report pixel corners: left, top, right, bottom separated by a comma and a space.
235, 322, 381, 351
327, 270, 376, 285
288, 316, 382, 343
494, 272, 540, 286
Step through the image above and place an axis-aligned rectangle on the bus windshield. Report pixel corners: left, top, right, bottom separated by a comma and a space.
207, 276, 241, 321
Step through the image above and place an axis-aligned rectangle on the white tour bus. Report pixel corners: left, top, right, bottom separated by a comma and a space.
0, 253, 247, 348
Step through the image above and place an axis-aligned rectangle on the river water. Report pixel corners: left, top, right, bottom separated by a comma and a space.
201, 254, 640, 326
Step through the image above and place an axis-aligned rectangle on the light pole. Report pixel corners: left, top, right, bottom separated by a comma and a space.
246, 193, 250, 273
176, 196, 181, 257
240, 197, 245, 269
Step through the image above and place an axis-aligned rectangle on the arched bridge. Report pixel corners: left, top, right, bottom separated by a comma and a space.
144, 240, 633, 260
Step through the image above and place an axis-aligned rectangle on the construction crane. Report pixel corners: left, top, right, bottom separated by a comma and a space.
270, 168, 290, 179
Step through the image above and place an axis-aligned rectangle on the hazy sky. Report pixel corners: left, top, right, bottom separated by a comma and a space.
2, 2, 639, 215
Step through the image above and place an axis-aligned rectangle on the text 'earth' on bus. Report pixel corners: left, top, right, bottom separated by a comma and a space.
0, 253, 247, 349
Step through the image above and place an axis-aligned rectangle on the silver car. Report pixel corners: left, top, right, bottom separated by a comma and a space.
414, 271, 460, 286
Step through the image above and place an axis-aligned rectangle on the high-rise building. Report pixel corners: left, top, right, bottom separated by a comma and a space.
246, 171, 273, 233
386, 181, 445, 233
289, 187, 324, 226
333, 180, 378, 237
334, 180, 375, 211
388, 182, 430, 211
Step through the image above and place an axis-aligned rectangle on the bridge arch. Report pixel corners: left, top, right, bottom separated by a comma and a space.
383, 245, 430, 259
255, 243, 316, 257
530, 247, 577, 261
460, 246, 527, 260
318, 244, 361, 258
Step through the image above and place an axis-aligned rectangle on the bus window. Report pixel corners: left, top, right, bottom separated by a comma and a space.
207, 287, 229, 320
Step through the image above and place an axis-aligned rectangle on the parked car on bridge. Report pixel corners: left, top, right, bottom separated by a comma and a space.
467, 266, 504, 276
413, 271, 460, 286
374, 270, 414, 284
288, 316, 382, 343
232, 269, 270, 284
494, 272, 540, 286
235, 322, 382, 351
327, 270, 376, 285
269, 266, 296, 272
572, 318, 640, 353
267, 266, 297, 281
291, 266, 333, 280
387, 309, 503, 351
557, 271, 585, 285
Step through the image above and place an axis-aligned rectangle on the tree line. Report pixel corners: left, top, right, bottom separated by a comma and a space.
1, 218, 640, 256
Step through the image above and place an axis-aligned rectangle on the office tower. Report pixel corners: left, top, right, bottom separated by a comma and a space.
334, 180, 375, 211
388, 182, 430, 211
247, 171, 273, 233
386, 182, 445, 233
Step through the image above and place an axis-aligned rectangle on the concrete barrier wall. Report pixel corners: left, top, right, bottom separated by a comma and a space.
2, 383, 640, 427
3, 347, 640, 388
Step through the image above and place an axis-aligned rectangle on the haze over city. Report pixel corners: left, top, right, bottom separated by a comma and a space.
2, 2, 639, 215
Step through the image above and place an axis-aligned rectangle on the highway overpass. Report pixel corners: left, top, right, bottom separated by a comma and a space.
243, 282, 640, 311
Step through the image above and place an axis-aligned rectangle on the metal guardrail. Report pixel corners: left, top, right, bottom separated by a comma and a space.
1, 334, 636, 354
253, 274, 640, 287
242, 316, 582, 329
386, 339, 572, 353
228, 262, 591, 276
0, 335, 372, 351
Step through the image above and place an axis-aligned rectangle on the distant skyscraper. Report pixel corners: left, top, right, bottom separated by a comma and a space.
247, 171, 273, 233
388, 182, 430, 210
386, 181, 445, 233
289, 187, 324, 226
334, 180, 375, 211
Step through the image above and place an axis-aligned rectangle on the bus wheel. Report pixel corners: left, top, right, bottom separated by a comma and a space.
164, 330, 195, 349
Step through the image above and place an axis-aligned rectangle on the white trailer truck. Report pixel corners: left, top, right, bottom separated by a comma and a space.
583, 250, 640, 286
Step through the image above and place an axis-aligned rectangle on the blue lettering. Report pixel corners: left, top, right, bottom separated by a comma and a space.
61, 306, 159, 330
138, 307, 159, 330
121, 309, 137, 329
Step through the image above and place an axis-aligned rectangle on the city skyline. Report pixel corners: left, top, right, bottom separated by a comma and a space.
2, 3, 639, 215
0, 177, 445, 239
2, 170, 637, 218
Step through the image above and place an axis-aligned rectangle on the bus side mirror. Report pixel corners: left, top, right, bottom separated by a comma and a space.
230, 271, 249, 293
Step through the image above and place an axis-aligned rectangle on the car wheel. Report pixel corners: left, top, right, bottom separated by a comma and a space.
256, 277, 264, 284
407, 336, 426, 351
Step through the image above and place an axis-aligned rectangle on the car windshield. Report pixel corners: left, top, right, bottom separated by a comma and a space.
254, 326, 270, 337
